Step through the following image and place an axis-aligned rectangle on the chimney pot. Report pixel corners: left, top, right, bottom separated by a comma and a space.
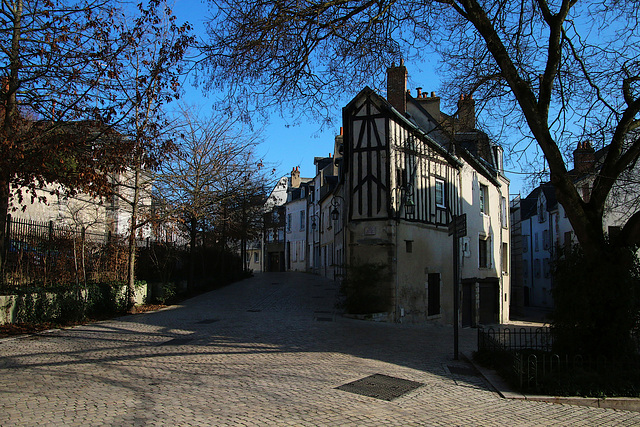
416, 87, 422, 97
291, 165, 301, 188
574, 141, 596, 174
431, 91, 436, 97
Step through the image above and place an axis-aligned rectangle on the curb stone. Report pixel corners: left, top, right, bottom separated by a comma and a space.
463, 351, 640, 412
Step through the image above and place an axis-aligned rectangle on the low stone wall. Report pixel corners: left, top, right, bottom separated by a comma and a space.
0, 284, 148, 326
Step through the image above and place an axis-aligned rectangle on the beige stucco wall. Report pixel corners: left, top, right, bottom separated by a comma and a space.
395, 221, 454, 324
458, 163, 510, 324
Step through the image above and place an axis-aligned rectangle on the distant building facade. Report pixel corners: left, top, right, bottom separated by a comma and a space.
510, 141, 639, 312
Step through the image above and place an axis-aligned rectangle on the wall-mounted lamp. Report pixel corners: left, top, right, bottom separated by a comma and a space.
330, 195, 344, 221
331, 207, 340, 221
404, 191, 415, 216
392, 184, 415, 217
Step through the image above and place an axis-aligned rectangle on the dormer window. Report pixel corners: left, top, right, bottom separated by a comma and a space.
538, 199, 546, 222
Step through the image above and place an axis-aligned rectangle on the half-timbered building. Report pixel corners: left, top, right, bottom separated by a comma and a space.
339, 63, 510, 325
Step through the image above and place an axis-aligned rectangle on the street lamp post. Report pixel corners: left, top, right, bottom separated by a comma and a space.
448, 210, 467, 360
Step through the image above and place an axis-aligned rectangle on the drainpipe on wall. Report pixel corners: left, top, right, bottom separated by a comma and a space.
529, 218, 534, 306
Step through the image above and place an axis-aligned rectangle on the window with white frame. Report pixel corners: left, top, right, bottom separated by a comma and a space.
300, 210, 306, 231
435, 178, 445, 208
501, 197, 507, 227
286, 213, 292, 232
480, 184, 488, 214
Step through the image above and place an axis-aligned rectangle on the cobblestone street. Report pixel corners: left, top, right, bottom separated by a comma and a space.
1, 272, 639, 426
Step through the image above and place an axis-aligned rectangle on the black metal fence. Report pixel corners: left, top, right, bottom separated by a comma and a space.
478, 326, 553, 353
3, 215, 128, 290
477, 326, 639, 391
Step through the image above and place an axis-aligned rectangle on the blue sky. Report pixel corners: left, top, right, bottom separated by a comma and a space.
170, 0, 526, 196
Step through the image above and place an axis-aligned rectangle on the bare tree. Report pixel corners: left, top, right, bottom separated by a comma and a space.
107, 0, 192, 311
155, 105, 264, 289
201, 0, 640, 258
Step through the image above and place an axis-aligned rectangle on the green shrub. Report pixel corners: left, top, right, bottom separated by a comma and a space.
156, 282, 177, 305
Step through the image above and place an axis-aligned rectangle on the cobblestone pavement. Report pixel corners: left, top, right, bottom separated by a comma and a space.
1, 272, 639, 426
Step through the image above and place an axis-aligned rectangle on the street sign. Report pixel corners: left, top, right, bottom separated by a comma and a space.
448, 214, 467, 237
455, 214, 467, 237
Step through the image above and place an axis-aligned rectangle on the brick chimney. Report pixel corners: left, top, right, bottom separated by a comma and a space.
334, 126, 344, 158
457, 94, 475, 131
291, 166, 301, 188
387, 60, 407, 114
415, 90, 441, 122
573, 142, 596, 174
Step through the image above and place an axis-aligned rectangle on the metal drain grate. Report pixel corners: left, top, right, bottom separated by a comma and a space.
196, 318, 220, 324
447, 365, 479, 376
247, 309, 261, 312
315, 317, 333, 322
336, 374, 423, 401
159, 337, 193, 346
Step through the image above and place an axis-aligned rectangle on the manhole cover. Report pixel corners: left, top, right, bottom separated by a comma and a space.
196, 318, 220, 324
447, 365, 479, 376
159, 337, 193, 346
336, 374, 423, 401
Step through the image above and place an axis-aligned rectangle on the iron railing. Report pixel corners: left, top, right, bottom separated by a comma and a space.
3, 216, 131, 290
478, 326, 552, 353
478, 326, 639, 391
